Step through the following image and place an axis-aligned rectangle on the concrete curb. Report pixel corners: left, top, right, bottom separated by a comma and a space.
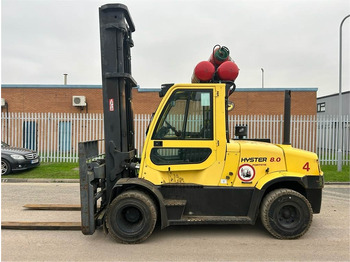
1, 178, 349, 185
1, 178, 79, 183
324, 181, 350, 185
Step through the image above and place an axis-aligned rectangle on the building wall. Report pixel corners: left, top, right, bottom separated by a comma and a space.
231, 90, 316, 115
317, 91, 350, 115
1, 85, 103, 113
1, 85, 317, 116
132, 89, 162, 115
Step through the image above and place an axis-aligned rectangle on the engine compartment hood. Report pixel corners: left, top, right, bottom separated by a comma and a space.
1, 146, 36, 155
227, 140, 320, 178
228, 140, 285, 158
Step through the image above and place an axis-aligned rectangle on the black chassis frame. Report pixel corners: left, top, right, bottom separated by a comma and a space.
111, 175, 323, 228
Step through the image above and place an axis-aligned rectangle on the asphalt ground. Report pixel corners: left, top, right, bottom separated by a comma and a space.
1, 182, 349, 261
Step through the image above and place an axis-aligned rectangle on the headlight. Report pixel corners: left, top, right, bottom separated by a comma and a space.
11, 154, 25, 160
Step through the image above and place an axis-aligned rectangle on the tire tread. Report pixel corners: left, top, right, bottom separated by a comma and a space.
106, 190, 157, 244
260, 188, 313, 239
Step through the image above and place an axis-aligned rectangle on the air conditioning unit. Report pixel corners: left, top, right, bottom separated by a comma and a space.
72, 96, 86, 107
1, 98, 6, 107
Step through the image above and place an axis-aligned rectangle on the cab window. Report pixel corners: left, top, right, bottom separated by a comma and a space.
152, 90, 213, 140
150, 148, 212, 165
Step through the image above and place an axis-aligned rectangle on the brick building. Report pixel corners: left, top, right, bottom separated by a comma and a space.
1, 84, 317, 116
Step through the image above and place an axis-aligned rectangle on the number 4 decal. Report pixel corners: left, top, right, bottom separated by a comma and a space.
303, 162, 310, 172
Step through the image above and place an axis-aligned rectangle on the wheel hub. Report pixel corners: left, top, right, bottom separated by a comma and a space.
124, 207, 141, 223
278, 205, 298, 226
282, 208, 292, 219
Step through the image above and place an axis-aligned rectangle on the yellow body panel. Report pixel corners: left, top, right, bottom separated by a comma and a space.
218, 142, 240, 186
139, 83, 323, 188
231, 140, 286, 188
141, 160, 225, 185
254, 171, 303, 190
255, 171, 301, 190
279, 144, 321, 176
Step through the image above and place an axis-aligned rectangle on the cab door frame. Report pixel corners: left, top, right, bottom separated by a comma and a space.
139, 84, 227, 185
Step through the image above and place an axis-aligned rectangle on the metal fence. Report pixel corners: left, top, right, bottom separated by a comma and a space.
1, 112, 349, 165
317, 114, 349, 165
1, 113, 104, 162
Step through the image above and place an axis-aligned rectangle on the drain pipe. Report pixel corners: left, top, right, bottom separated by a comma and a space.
283, 90, 291, 145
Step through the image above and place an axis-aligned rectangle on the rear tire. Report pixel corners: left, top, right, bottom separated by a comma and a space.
260, 188, 313, 239
106, 190, 157, 244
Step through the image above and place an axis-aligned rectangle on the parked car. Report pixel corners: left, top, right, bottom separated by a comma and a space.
1, 142, 40, 175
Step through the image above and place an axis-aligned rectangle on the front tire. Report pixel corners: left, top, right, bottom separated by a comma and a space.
260, 188, 313, 239
1, 159, 11, 175
106, 190, 157, 244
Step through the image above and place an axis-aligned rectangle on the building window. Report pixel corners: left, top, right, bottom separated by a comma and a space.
59, 121, 72, 152
317, 102, 326, 113
23, 121, 37, 151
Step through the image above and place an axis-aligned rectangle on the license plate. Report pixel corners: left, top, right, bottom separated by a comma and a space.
31, 159, 39, 164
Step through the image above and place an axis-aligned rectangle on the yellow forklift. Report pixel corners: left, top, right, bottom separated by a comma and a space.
79, 4, 323, 243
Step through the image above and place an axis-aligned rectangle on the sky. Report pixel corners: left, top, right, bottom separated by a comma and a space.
1, 0, 350, 97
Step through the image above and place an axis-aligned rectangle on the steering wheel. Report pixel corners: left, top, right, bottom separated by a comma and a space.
165, 121, 182, 137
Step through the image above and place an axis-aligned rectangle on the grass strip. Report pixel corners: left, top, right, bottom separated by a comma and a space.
2, 162, 349, 182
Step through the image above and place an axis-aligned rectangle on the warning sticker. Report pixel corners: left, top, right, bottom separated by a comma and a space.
109, 99, 114, 112
238, 164, 255, 182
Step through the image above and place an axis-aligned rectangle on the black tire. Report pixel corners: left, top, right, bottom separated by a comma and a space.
1, 159, 11, 175
260, 188, 313, 239
106, 190, 157, 244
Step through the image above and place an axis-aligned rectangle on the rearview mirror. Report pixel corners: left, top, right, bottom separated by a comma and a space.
227, 101, 235, 112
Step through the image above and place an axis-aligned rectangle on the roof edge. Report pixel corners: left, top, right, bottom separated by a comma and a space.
317, 90, 349, 99
235, 87, 318, 92
1, 84, 102, 89
1, 84, 318, 92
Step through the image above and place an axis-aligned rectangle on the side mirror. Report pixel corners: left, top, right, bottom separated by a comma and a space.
227, 101, 235, 112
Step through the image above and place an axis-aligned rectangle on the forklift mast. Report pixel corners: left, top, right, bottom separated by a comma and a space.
99, 4, 137, 192
79, 4, 137, 235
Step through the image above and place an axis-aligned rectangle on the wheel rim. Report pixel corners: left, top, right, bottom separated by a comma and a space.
275, 203, 301, 229
124, 207, 142, 223
116, 205, 145, 234
1, 161, 8, 175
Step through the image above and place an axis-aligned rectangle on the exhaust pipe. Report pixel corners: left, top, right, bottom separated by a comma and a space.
283, 90, 291, 145
63, 74, 68, 85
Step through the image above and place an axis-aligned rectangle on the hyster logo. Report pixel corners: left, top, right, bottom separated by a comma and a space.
241, 157, 267, 163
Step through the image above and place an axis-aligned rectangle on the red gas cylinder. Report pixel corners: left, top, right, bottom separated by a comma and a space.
209, 46, 230, 66
217, 61, 239, 81
191, 61, 215, 83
